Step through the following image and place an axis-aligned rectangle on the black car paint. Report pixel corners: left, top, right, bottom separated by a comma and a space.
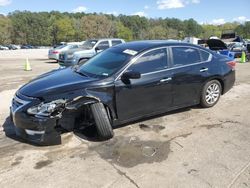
10, 41, 235, 145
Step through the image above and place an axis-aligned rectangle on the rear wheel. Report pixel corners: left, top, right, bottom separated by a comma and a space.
201, 80, 222, 108
90, 103, 114, 140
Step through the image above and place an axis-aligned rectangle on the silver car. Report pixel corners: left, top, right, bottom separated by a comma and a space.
59, 39, 125, 67
48, 44, 80, 61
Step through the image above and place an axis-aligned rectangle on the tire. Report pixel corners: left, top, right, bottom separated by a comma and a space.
200, 80, 222, 108
90, 103, 114, 140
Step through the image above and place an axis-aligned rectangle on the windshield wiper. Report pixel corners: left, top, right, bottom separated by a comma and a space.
73, 68, 89, 77
76, 71, 89, 77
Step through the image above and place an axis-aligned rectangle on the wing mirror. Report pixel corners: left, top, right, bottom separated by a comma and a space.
95, 47, 102, 53
122, 71, 141, 80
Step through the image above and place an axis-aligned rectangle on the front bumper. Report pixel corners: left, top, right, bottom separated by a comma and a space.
10, 94, 61, 146
48, 54, 59, 60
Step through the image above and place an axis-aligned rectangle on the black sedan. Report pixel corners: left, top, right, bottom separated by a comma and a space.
10, 41, 235, 145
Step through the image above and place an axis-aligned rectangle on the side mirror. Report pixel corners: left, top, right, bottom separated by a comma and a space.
95, 47, 102, 53
122, 71, 141, 80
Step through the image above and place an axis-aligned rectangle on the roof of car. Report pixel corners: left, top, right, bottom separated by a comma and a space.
113, 40, 197, 52
91, 38, 124, 41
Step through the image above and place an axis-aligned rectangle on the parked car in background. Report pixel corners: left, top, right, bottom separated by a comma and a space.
59, 38, 125, 67
221, 30, 243, 45
48, 44, 81, 61
228, 42, 247, 58
6, 44, 18, 50
246, 43, 250, 61
206, 39, 235, 59
0, 45, 9, 50
10, 41, 235, 145
21, 45, 34, 49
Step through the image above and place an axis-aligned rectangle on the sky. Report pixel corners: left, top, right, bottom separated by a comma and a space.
0, 0, 250, 25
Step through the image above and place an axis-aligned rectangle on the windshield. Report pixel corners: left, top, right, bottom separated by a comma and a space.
55, 45, 67, 50
77, 48, 132, 78
80, 40, 98, 49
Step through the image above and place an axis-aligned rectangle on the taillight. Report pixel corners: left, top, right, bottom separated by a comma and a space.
52, 51, 59, 54
227, 61, 236, 70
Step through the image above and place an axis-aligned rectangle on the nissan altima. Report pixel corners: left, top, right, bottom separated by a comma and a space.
10, 41, 235, 145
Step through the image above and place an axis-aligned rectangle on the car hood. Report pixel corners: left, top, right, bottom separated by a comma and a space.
19, 68, 98, 98
207, 39, 228, 50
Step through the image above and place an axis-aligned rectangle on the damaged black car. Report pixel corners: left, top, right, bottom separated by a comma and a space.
10, 41, 235, 145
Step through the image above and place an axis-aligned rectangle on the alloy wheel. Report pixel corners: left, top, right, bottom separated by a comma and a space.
205, 83, 220, 105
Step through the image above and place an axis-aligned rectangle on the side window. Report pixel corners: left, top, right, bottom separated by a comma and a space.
112, 40, 122, 46
70, 45, 78, 49
96, 41, 110, 50
172, 47, 201, 67
128, 48, 168, 74
200, 50, 210, 61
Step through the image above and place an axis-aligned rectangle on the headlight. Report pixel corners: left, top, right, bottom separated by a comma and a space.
27, 99, 66, 117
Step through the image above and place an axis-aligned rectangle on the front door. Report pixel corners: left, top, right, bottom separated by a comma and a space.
115, 48, 173, 121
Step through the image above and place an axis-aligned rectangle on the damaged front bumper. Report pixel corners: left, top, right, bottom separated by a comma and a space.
10, 93, 62, 146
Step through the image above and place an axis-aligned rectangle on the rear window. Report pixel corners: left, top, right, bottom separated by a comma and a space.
172, 47, 201, 67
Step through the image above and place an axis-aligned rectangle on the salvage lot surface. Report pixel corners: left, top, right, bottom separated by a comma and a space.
0, 50, 250, 188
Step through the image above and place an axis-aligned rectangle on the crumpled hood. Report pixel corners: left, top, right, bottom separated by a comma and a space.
19, 68, 97, 98
207, 39, 228, 50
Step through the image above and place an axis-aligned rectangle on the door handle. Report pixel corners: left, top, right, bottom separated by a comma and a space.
200, 68, 208, 72
160, 77, 172, 83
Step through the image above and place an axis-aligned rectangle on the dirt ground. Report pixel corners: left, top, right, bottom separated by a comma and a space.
0, 50, 250, 188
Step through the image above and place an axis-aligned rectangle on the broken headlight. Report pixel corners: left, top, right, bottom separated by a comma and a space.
27, 99, 66, 117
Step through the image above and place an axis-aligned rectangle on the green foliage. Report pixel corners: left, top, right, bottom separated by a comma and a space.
80, 15, 114, 38
0, 15, 12, 44
0, 11, 249, 45
54, 17, 75, 42
115, 22, 133, 41
183, 19, 203, 37
235, 21, 250, 39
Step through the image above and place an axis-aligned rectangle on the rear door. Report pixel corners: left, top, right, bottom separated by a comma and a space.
115, 47, 173, 121
170, 46, 212, 106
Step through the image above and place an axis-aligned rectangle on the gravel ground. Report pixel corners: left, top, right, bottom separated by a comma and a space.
0, 50, 249, 188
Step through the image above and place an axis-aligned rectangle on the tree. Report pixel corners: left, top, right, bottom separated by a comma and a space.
201, 24, 221, 39
54, 17, 75, 42
80, 15, 113, 39
184, 19, 203, 37
0, 15, 12, 44
235, 21, 250, 39
147, 25, 168, 39
115, 22, 133, 41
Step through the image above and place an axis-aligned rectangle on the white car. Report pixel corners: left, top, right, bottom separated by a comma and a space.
0, 45, 9, 50
48, 44, 80, 61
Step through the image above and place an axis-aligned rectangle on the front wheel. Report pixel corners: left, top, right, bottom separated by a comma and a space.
90, 103, 114, 140
200, 80, 222, 108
